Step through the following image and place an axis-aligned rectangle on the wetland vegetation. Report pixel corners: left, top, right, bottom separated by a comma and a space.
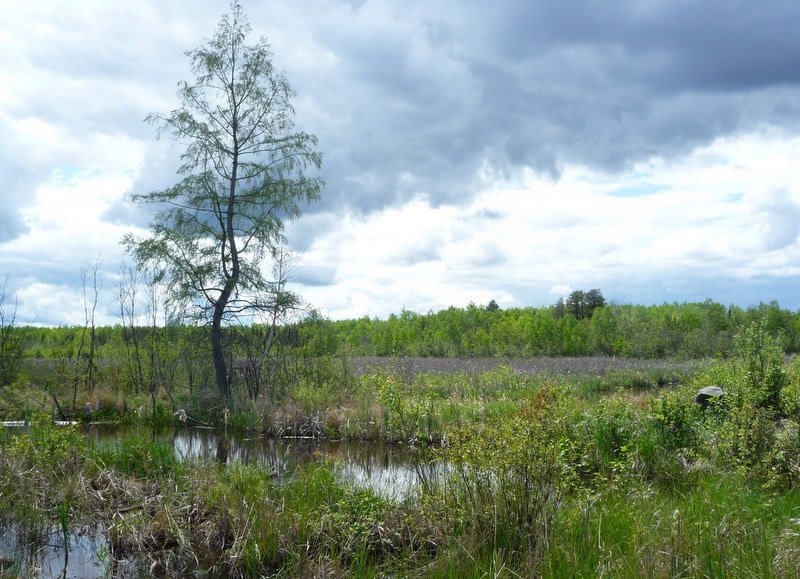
2, 299, 800, 576
5, 3, 799, 577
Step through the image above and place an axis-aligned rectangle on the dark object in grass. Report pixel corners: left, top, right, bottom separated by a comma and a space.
695, 386, 727, 410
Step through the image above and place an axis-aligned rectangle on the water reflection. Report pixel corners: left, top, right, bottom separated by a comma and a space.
85, 425, 428, 499
1, 425, 436, 577
0, 521, 131, 579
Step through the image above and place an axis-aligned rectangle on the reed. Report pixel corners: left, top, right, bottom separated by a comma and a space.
90, 430, 183, 478
544, 474, 800, 578
3, 337, 800, 577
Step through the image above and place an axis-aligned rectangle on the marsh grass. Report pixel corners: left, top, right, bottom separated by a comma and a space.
0, 418, 89, 526
91, 431, 184, 478
4, 348, 800, 577
545, 474, 800, 578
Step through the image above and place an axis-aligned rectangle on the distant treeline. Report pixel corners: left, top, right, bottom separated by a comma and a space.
289, 299, 800, 359
11, 298, 800, 362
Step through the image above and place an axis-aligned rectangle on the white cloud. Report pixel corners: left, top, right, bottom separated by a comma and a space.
291, 130, 800, 319
0, 160, 145, 325
4, 0, 800, 325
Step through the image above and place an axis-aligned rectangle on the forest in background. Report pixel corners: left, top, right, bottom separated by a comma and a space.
3, 297, 800, 576
294, 296, 800, 359
3, 289, 800, 423
8, 295, 800, 363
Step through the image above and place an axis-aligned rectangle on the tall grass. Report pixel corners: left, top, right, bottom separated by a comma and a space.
545, 474, 800, 578
0, 418, 88, 527
4, 334, 800, 577
91, 430, 184, 478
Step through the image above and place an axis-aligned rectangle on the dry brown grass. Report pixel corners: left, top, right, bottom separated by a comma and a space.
351, 356, 698, 378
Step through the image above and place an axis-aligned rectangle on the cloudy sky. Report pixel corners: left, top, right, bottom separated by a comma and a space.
3, 0, 800, 326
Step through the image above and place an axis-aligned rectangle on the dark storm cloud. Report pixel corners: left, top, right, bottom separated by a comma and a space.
280, 0, 800, 218
292, 264, 338, 287
8, 0, 800, 325
114, 0, 800, 226
10, 0, 800, 237
483, 1, 800, 91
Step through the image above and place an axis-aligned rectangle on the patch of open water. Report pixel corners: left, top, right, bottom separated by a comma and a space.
0, 423, 428, 577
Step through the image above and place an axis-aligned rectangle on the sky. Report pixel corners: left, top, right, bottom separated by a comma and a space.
3, 0, 800, 326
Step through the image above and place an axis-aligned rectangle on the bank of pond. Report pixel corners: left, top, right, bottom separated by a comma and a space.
1, 424, 424, 577
2, 344, 800, 576
1, 395, 800, 575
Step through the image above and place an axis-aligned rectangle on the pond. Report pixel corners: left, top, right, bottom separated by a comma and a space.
0, 424, 429, 578
89, 424, 425, 497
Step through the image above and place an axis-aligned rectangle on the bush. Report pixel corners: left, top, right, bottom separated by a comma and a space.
780, 378, 800, 423
733, 322, 788, 412
711, 404, 776, 476
762, 420, 800, 492
651, 388, 703, 451
440, 403, 564, 572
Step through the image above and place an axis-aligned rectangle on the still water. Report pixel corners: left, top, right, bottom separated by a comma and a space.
0, 424, 427, 578
86, 424, 423, 498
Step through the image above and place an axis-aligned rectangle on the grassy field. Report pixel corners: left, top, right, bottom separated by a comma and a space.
2, 327, 800, 576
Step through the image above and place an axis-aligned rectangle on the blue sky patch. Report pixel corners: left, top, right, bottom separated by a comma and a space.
607, 184, 664, 198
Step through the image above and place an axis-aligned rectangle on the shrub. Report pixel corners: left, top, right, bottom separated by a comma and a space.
440, 403, 564, 572
651, 388, 703, 451
711, 404, 776, 476
780, 378, 800, 423
761, 420, 800, 492
733, 322, 788, 412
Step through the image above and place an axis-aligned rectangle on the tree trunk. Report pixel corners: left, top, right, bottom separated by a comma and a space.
212, 121, 240, 404
49, 390, 68, 421
212, 299, 231, 401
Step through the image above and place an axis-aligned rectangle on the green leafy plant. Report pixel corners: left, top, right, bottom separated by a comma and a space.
651, 388, 703, 451
733, 322, 789, 412
440, 401, 565, 573
712, 404, 776, 475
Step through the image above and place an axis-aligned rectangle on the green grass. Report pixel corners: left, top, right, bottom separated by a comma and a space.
90, 431, 184, 478
544, 475, 800, 578
3, 342, 800, 577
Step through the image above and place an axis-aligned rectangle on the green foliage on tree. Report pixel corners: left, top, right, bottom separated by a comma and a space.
281, 297, 800, 360
564, 288, 606, 320
733, 321, 789, 411
123, 2, 322, 402
590, 305, 618, 355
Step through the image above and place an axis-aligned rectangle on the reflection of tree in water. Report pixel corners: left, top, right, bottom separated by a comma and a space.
330, 442, 422, 500
91, 426, 430, 497
216, 436, 229, 464
0, 520, 114, 579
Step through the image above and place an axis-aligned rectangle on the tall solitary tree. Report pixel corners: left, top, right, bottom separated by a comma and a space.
124, 2, 323, 402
